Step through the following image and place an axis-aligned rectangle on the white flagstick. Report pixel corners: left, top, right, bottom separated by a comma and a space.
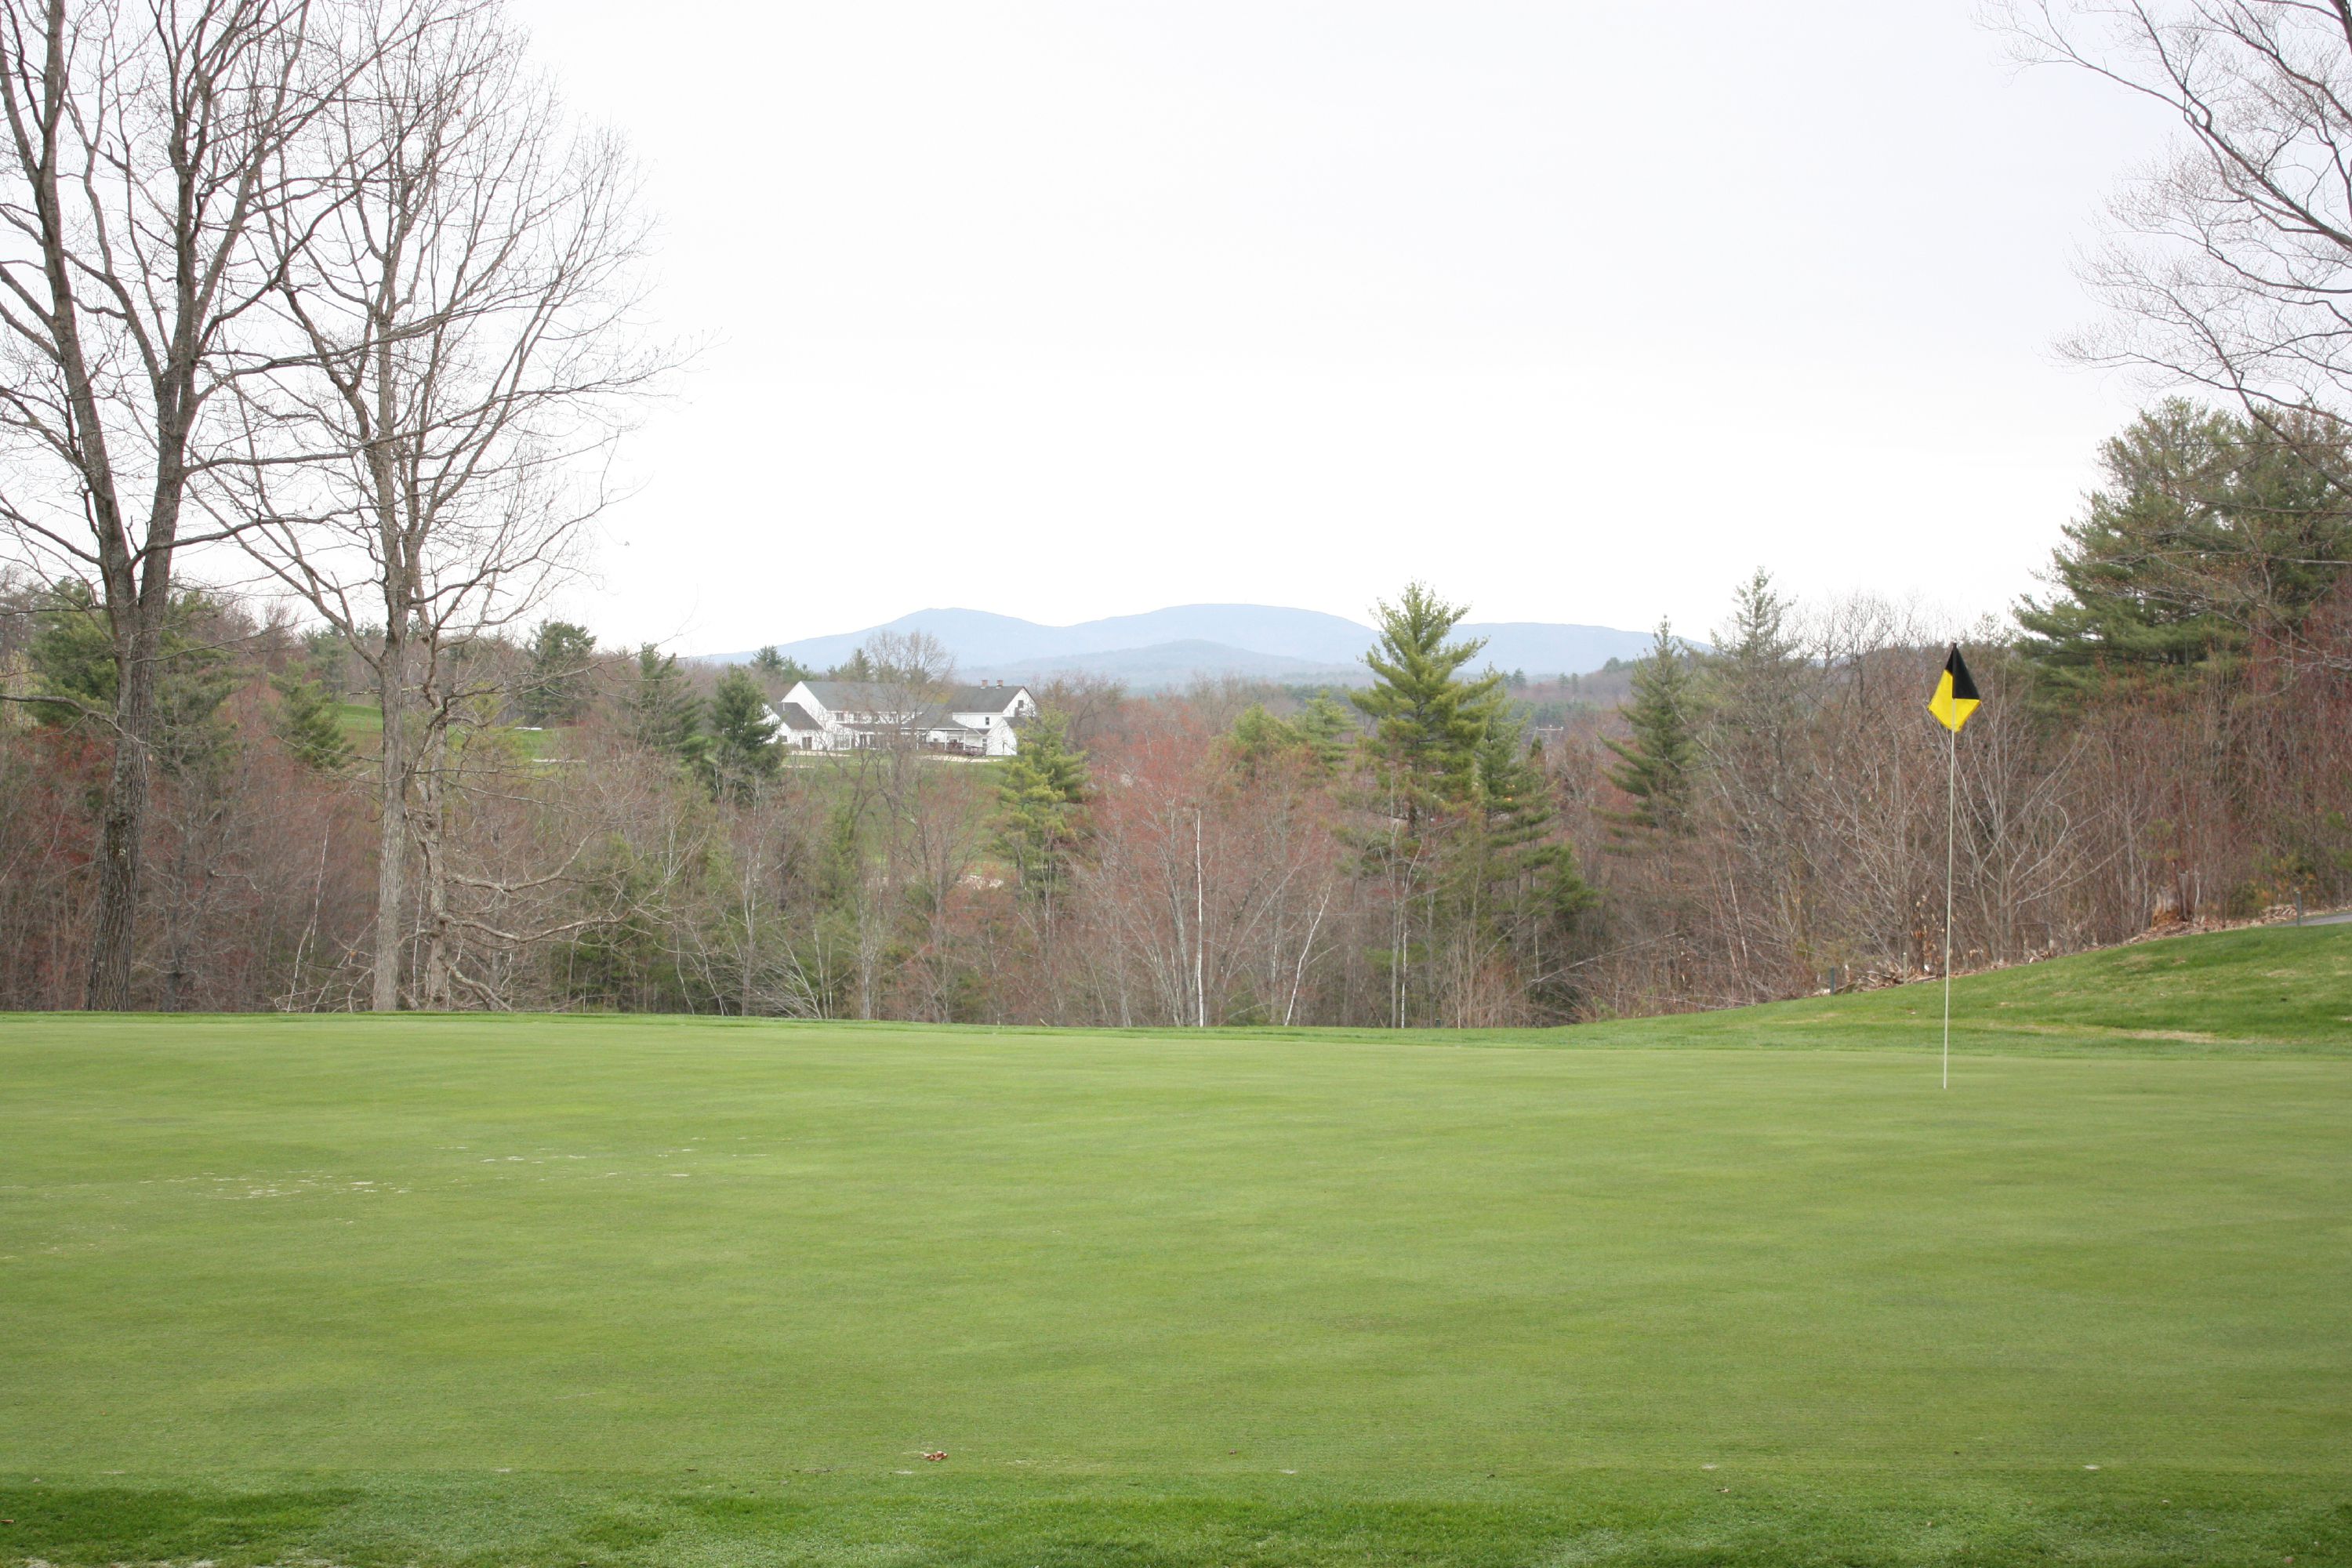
1944, 720, 1956, 1090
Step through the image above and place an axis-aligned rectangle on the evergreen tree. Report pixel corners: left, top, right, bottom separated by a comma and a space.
1225, 695, 1356, 782
1603, 620, 1702, 843
750, 645, 811, 690
270, 670, 356, 771
518, 620, 597, 725
1294, 693, 1357, 774
28, 579, 234, 775
301, 627, 350, 698
1704, 568, 1803, 764
996, 711, 1090, 895
1474, 714, 1557, 856
2016, 400, 2352, 691
1225, 703, 1305, 779
626, 644, 703, 762
702, 668, 781, 798
1465, 710, 1592, 935
1353, 583, 1505, 827
1350, 586, 1536, 1027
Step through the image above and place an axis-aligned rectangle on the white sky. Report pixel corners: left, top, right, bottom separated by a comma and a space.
507, 1, 2177, 655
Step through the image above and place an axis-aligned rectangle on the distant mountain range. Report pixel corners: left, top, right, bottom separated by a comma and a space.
710, 604, 1657, 688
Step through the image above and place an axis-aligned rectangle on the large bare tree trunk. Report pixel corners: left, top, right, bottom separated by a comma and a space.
85, 663, 155, 1007
371, 622, 408, 1009
412, 710, 455, 1010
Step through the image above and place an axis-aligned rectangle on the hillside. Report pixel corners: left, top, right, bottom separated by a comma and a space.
1581, 922, 2352, 1054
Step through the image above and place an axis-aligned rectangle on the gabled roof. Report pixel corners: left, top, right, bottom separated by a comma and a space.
943, 684, 1029, 711
801, 679, 1029, 716
771, 701, 823, 732
798, 681, 912, 714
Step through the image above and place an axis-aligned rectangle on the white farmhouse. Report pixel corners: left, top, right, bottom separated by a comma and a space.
769, 679, 1036, 757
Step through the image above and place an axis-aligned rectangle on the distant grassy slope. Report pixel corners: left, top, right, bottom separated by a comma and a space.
329, 697, 382, 739
328, 698, 551, 760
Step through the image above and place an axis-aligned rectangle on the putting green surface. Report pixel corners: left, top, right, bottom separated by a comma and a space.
4, 927, 2349, 1565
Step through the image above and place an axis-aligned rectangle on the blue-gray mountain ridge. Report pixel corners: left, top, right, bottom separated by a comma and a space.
712, 604, 1656, 688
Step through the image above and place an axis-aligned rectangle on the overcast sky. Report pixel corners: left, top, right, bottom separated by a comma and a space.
507, 0, 2177, 655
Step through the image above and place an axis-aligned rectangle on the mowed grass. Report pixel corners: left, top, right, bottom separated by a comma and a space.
2, 927, 2349, 1566
1576, 920, 2352, 1054
327, 701, 552, 761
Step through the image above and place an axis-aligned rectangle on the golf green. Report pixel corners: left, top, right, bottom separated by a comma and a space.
3, 926, 2348, 1565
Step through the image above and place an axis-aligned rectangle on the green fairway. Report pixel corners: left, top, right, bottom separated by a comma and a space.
327, 701, 554, 761
4, 927, 2349, 1565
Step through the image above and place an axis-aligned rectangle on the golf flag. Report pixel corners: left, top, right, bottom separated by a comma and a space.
1929, 644, 1980, 734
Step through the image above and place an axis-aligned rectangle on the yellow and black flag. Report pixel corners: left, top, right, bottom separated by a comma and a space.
1929, 644, 1980, 734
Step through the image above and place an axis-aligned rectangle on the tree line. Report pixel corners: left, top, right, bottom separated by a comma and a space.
2, 396, 2346, 1021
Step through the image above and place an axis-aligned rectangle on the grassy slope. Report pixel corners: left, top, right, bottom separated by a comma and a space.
328, 701, 551, 761
1141, 922, 2352, 1056
2, 927, 2348, 1566
1581, 921, 2352, 1053
329, 699, 383, 739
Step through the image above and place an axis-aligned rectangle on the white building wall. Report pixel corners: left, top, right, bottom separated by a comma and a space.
776, 681, 1033, 756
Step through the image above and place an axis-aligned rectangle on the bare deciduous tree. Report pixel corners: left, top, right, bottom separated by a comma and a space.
228, 0, 666, 1009
0, 0, 356, 1007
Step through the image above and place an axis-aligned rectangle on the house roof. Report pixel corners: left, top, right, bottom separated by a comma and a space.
771, 701, 823, 732
945, 684, 1029, 711
798, 681, 890, 713
801, 679, 1028, 716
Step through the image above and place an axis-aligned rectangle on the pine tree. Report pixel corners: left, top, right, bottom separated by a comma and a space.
270, 670, 356, 771
626, 644, 703, 762
1602, 620, 1702, 843
1704, 568, 1803, 767
29, 579, 234, 775
1225, 703, 1304, 780
302, 627, 350, 698
702, 668, 780, 798
2016, 400, 2352, 692
750, 645, 811, 691
1474, 713, 1556, 856
996, 711, 1089, 895
1465, 711, 1592, 944
518, 620, 597, 726
1294, 693, 1357, 774
1353, 583, 1504, 828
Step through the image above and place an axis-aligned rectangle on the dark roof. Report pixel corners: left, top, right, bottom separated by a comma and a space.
944, 684, 1029, 711
802, 680, 1028, 715
799, 681, 899, 713
771, 701, 823, 732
